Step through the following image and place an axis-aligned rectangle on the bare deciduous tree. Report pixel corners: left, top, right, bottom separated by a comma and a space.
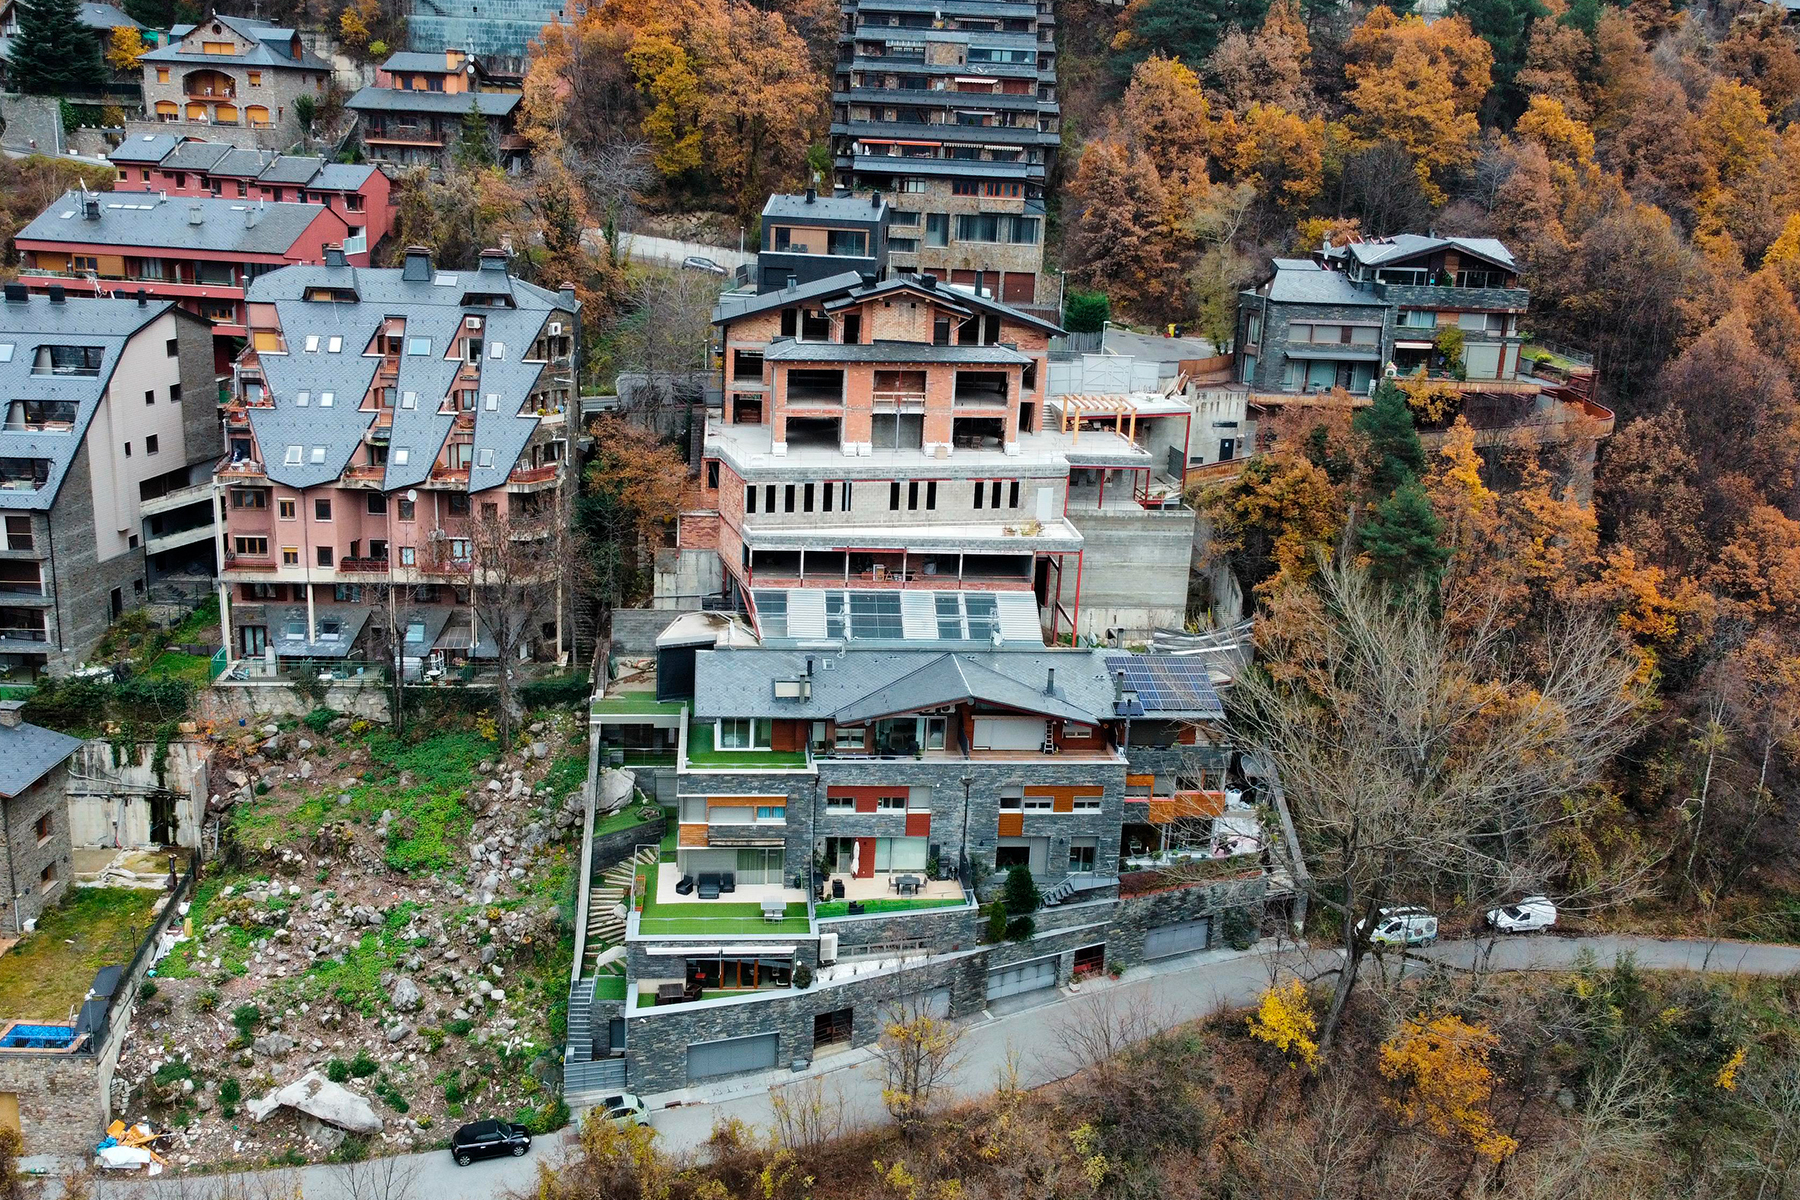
767, 1075, 847, 1156
1231, 559, 1645, 1050
878, 995, 966, 1139
568, 140, 652, 261
329, 1149, 421, 1200
467, 499, 571, 750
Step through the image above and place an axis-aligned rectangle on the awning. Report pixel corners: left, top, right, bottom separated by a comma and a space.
1394, 340, 1434, 350
1283, 347, 1381, 361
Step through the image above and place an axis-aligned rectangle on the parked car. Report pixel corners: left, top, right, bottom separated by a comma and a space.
600, 1093, 649, 1127
1487, 895, 1557, 933
682, 255, 728, 275
1362, 906, 1439, 947
450, 1119, 532, 1166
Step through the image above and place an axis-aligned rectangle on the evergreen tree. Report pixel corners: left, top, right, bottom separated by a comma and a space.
1454, 0, 1547, 121
10, 0, 105, 96
1360, 479, 1450, 590
1112, 0, 1272, 75
1001, 865, 1041, 916
454, 99, 495, 170
1353, 378, 1428, 495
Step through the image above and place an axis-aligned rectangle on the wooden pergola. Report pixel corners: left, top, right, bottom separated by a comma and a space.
1057, 394, 1142, 444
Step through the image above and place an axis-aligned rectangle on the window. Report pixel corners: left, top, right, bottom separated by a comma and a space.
170, 383, 181, 403
1068, 838, 1097, 872
296, 391, 311, 407
229, 488, 265, 509
314, 498, 331, 520
3, 515, 30, 551
34, 811, 52, 842
1072, 794, 1101, 811
407, 336, 431, 356
833, 726, 865, 750
1023, 795, 1053, 812
39, 863, 55, 892
392, 448, 409, 466
398, 498, 415, 520
826, 793, 854, 812
367, 493, 387, 514
327, 336, 343, 353
317, 545, 333, 567
234, 535, 268, 556
282, 546, 299, 566
310, 446, 327, 464
449, 537, 469, 561
145, 435, 159, 455
319, 391, 334, 407
123, 441, 132, 458
334, 584, 362, 601
716, 717, 773, 750
994, 844, 1031, 869
877, 796, 907, 812
305, 335, 319, 353
448, 493, 468, 514
400, 546, 416, 565
755, 805, 785, 821
998, 789, 1022, 811
401, 391, 417, 409
247, 70, 261, 85
489, 342, 504, 359
145, 389, 156, 406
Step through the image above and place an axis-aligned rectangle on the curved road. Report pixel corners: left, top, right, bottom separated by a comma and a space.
89, 935, 1800, 1200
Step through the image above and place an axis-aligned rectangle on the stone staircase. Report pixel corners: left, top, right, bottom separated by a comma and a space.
562, 847, 658, 1106
582, 847, 656, 973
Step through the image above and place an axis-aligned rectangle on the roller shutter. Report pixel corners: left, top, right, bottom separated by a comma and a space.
986, 955, 1057, 1000
1142, 918, 1211, 960
686, 1031, 779, 1083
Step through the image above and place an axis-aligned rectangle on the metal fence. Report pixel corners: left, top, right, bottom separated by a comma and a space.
72, 859, 196, 1057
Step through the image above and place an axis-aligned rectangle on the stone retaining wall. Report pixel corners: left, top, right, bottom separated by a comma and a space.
591, 813, 666, 874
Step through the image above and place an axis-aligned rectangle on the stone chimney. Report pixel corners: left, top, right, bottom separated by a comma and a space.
0, 699, 23, 728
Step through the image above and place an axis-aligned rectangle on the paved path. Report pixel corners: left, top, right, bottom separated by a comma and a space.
592, 231, 755, 272
80, 935, 1800, 1196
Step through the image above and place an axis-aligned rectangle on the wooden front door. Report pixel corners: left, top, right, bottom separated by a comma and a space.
854, 837, 876, 879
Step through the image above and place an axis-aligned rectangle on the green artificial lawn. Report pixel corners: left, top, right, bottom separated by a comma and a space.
590, 694, 685, 716
636, 863, 811, 936
814, 897, 966, 918
591, 974, 628, 1001
0, 887, 162, 1017
144, 650, 215, 686
684, 722, 809, 770
594, 805, 659, 838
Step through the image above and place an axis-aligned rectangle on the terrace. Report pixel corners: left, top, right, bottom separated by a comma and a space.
684, 719, 810, 770
593, 691, 685, 767
636, 861, 811, 937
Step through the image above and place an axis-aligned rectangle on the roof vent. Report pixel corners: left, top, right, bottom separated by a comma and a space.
804, 187, 816, 204
137, 288, 148, 307
920, 273, 937, 290
47, 284, 64, 304
1044, 666, 1054, 695
188, 204, 204, 226
401, 245, 433, 282
82, 196, 101, 220
2, 283, 26, 304
786, 274, 798, 291
871, 190, 882, 209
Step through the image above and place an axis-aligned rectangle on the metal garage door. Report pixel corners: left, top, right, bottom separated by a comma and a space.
686, 1032, 779, 1083
986, 956, 1057, 1001
901, 986, 952, 1019
1143, 918, 1211, 960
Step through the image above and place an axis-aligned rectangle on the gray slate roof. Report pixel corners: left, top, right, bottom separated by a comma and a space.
346, 86, 519, 116
243, 261, 572, 493
763, 192, 888, 224
0, 294, 177, 512
257, 155, 327, 185
692, 647, 1121, 724
380, 50, 464, 73
714, 270, 1062, 336
18, 191, 336, 257
161, 140, 233, 172
215, 147, 280, 177
310, 163, 378, 191
77, 2, 140, 29
763, 339, 1032, 365
1263, 259, 1387, 307
109, 133, 180, 164
146, 13, 328, 69
1339, 234, 1517, 271
0, 712, 81, 798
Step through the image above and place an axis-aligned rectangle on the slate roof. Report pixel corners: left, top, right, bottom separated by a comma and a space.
762, 192, 888, 225
108, 133, 180, 164
257, 155, 327, 185
346, 87, 519, 116
214, 147, 279, 177
0, 709, 81, 798
380, 50, 463, 74
17, 191, 335, 257
763, 339, 1033, 365
691, 647, 1120, 723
1337, 234, 1517, 271
269, 603, 371, 658
242, 261, 572, 493
161, 139, 233, 172
310, 163, 378, 191
713, 270, 1063, 335
0, 294, 178, 512
77, 2, 140, 29
146, 13, 328, 69
1262, 259, 1387, 306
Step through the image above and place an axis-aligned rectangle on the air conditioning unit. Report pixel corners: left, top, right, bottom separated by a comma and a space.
818, 933, 838, 965
464, 316, 482, 329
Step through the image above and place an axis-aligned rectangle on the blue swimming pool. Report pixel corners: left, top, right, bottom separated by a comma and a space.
0, 1023, 76, 1049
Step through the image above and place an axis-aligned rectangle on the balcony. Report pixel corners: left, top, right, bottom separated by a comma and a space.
338, 555, 392, 574
684, 721, 810, 771
508, 463, 557, 485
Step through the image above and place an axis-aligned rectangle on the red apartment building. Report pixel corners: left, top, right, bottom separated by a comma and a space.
214, 247, 578, 672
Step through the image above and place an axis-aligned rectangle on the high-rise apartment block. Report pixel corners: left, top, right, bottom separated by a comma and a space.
831, 0, 1058, 309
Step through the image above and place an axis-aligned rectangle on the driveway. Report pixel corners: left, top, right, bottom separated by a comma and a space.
81, 934, 1800, 1192
591, 231, 755, 272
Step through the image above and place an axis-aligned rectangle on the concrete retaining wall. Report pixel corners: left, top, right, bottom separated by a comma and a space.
65, 738, 209, 849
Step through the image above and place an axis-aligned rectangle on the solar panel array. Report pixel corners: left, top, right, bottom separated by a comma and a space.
1105, 654, 1223, 716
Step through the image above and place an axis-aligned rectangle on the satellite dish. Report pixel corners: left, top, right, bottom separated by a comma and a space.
406, 489, 418, 501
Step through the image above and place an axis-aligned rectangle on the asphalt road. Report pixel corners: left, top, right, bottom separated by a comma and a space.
600, 231, 755, 272
84, 934, 1800, 1197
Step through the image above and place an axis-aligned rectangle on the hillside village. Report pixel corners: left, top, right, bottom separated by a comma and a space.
0, 0, 1797, 1195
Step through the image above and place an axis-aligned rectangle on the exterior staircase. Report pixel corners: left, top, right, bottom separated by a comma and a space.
582, 847, 656, 973
563, 846, 657, 1106
561, 978, 626, 1101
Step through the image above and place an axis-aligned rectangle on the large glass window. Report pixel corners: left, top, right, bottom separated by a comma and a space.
734, 847, 785, 884
873, 837, 928, 871
717, 717, 773, 750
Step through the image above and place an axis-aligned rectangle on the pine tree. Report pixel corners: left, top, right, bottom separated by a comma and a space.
1360, 479, 1450, 590
1353, 378, 1428, 495
10, 0, 105, 96
1001, 865, 1041, 916
454, 99, 495, 169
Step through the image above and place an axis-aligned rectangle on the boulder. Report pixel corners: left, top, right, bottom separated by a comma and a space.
300, 1115, 347, 1151
385, 1022, 413, 1043
389, 976, 423, 1012
253, 1033, 296, 1058
249, 1071, 382, 1134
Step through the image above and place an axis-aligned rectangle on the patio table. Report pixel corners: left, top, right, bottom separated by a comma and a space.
760, 897, 786, 923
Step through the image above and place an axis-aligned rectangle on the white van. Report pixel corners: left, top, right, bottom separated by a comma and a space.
1363, 906, 1439, 947
1486, 896, 1557, 933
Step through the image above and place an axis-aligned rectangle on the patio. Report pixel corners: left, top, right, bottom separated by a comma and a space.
826, 873, 965, 903
637, 862, 811, 936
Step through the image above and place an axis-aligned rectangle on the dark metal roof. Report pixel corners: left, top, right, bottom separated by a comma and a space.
764, 339, 1032, 365
17, 190, 335, 257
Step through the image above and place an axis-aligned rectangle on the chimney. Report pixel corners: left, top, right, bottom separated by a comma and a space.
0, 699, 22, 729
3, 283, 26, 303
1045, 666, 1055, 695
478, 247, 509, 274
82, 196, 101, 220
323, 244, 346, 268
859, 272, 875, 288
805, 655, 814, 677
804, 187, 816, 204
401, 245, 432, 282
558, 281, 576, 308
136, 288, 148, 307
871, 190, 882, 209
47, 284, 64, 304
785, 273, 798, 292
187, 204, 204, 226
920, 273, 937, 289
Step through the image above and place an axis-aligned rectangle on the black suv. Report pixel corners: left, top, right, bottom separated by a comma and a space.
450, 1119, 532, 1165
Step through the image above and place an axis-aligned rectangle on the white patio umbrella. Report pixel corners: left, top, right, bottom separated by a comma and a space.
851, 839, 861, 877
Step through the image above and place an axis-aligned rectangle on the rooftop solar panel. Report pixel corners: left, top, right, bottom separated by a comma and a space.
1105, 654, 1224, 715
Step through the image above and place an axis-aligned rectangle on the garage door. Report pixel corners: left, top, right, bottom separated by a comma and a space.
686, 1031, 779, 1083
899, 986, 952, 1019
986, 956, 1057, 1001
1143, 918, 1211, 960
973, 717, 1046, 750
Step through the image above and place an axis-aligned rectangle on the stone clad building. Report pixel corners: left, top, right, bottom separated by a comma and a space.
0, 700, 79, 931
136, 13, 332, 148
